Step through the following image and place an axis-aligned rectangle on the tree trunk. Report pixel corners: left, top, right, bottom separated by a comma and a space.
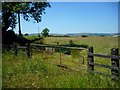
18, 12, 22, 36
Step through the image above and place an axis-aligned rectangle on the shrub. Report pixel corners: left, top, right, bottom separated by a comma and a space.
69, 40, 74, 46
34, 38, 44, 44
81, 35, 88, 37
24, 33, 29, 36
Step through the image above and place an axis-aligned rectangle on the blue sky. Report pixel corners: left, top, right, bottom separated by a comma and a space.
14, 2, 118, 34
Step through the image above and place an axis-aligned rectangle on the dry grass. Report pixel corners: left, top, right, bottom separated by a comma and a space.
2, 36, 120, 88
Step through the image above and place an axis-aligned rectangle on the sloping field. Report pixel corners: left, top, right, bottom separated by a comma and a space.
2, 36, 120, 88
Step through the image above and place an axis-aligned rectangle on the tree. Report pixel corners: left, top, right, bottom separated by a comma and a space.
41, 28, 50, 37
2, 2, 51, 45
24, 33, 29, 36
2, 2, 51, 34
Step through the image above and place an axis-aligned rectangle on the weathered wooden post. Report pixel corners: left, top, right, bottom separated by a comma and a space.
60, 47, 62, 66
83, 56, 84, 64
57, 42, 62, 65
26, 43, 31, 58
111, 48, 119, 80
14, 43, 18, 56
88, 47, 94, 72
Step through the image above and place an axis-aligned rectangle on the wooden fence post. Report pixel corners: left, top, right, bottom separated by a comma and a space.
83, 56, 84, 64
60, 47, 62, 65
111, 48, 119, 80
14, 43, 18, 56
26, 43, 31, 58
88, 47, 94, 72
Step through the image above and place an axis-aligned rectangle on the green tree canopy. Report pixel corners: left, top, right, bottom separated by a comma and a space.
2, 2, 50, 45
2, 2, 51, 32
41, 28, 50, 37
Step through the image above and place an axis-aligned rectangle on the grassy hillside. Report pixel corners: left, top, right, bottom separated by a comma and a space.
44, 36, 118, 53
2, 36, 120, 88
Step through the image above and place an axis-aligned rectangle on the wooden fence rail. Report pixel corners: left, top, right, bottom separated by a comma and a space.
88, 47, 120, 80
88, 53, 120, 59
14, 43, 32, 58
31, 44, 86, 50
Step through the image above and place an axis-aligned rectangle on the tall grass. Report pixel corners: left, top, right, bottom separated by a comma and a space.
2, 36, 120, 88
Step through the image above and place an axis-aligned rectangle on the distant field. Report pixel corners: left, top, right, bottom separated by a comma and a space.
44, 36, 118, 53
2, 36, 120, 88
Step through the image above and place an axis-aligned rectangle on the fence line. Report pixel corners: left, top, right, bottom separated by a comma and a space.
88, 47, 120, 80
31, 44, 86, 50
14, 43, 32, 58
13, 43, 86, 58
3, 43, 120, 80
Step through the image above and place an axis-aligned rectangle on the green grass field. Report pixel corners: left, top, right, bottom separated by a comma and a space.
2, 36, 120, 88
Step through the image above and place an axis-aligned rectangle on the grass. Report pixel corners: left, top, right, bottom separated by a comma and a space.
2, 36, 120, 88
44, 36, 118, 53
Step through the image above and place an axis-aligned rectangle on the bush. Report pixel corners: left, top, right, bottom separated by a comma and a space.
34, 38, 44, 44
81, 35, 88, 37
24, 33, 29, 36
69, 40, 74, 46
